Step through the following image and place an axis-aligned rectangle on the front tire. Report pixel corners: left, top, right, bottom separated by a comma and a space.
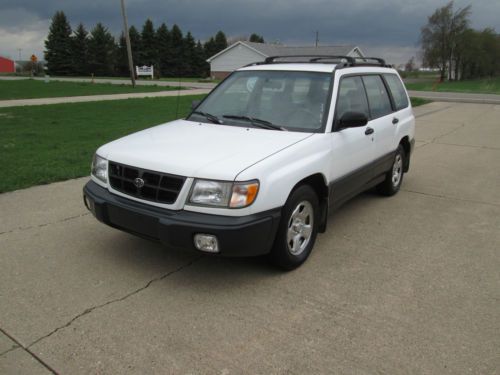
377, 145, 405, 196
269, 185, 319, 270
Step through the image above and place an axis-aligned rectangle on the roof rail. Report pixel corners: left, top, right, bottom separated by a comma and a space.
243, 55, 390, 68
263, 55, 355, 64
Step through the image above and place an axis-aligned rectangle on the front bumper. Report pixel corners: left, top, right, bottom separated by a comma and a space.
83, 181, 281, 257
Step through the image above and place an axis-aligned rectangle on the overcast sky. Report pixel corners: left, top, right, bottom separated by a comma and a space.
1, 0, 498, 66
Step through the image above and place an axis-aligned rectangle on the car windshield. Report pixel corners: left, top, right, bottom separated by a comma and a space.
187, 70, 332, 132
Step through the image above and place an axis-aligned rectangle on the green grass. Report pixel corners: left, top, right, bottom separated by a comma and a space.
410, 97, 432, 107
0, 95, 205, 193
406, 77, 500, 95
0, 79, 182, 100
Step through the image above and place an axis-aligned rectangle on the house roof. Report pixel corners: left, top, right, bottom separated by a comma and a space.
207, 41, 363, 62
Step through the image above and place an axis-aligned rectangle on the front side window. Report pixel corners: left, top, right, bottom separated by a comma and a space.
187, 71, 332, 132
384, 74, 409, 111
362, 75, 393, 118
335, 76, 370, 122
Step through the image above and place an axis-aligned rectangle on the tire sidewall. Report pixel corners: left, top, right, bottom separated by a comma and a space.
391, 146, 405, 193
270, 185, 319, 269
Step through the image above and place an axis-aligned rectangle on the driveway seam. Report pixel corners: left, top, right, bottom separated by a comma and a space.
27, 255, 203, 349
0, 327, 57, 374
0, 213, 90, 236
414, 105, 454, 118
401, 189, 500, 208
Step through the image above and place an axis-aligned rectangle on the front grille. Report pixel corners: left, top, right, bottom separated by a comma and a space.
108, 161, 185, 204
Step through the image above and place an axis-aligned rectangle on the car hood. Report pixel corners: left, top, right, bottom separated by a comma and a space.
97, 119, 313, 180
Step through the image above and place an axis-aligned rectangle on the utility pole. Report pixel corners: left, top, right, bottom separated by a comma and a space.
315, 31, 319, 47
17, 48, 22, 61
120, 0, 136, 87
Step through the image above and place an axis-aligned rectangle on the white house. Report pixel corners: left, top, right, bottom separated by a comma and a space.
207, 41, 365, 79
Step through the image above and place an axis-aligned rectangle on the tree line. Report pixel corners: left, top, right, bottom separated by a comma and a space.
420, 1, 499, 81
44, 11, 266, 78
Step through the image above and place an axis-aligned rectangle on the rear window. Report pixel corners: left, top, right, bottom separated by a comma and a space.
384, 74, 409, 111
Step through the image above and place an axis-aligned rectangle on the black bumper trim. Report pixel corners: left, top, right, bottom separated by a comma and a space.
83, 181, 281, 257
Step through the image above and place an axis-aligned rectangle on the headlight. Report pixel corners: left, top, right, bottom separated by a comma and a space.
91, 154, 108, 184
189, 179, 259, 208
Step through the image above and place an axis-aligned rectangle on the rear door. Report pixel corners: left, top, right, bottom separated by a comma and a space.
361, 74, 396, 160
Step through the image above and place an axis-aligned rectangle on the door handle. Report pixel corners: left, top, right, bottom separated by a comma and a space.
365, 127, 374, 135
392, 117, 399, 125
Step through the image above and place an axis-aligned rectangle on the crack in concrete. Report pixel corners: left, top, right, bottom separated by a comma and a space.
0, 213, 90, 236
0, 344, 20, 357
432, 141, 500, 151
0, 327, 58, 374
402, 189, 500, 208
27, 256, 203, 349
414, 105, 454, 118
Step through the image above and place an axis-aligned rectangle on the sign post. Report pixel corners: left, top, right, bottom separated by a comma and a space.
30, 54, 37, 78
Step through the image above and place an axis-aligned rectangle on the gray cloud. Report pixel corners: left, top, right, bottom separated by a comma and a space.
1, 0, 498, 65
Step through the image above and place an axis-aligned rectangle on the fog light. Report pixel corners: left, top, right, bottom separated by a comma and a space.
194, 234, 219, 253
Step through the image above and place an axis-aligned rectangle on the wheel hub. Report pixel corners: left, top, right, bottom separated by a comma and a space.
287, 201, 314, 256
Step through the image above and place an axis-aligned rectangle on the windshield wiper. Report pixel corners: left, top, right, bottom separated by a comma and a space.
223, 115, 286, 131
191, 111, 221, 124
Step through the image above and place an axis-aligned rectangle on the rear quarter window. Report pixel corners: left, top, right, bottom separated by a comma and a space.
384, 74, 409, 111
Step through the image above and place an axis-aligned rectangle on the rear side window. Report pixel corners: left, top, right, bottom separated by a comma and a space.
335, 76, 370, 121
384, 74, 409, 110
362, 75, 393, 118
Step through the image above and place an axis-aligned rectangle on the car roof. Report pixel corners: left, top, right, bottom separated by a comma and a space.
237, 63, 398, 75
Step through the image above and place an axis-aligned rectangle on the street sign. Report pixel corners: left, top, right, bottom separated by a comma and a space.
30, 54, 38, 63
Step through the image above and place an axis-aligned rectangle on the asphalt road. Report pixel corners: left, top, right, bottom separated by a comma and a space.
1, 102, 499, 374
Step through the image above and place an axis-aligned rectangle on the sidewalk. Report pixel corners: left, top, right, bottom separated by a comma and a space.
0, 89, 210, 108
408, 90, 500, 104
0, 76, 217, 90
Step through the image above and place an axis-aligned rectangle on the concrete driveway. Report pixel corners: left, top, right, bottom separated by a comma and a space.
1, 102, 499, 374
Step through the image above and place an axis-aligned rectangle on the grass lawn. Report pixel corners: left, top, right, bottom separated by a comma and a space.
411, 97, 432, 107
0, 95, 205, 193
0, 79, 182, 100
405, 77, 500, 95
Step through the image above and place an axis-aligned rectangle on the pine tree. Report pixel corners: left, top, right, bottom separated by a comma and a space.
128, 26, 142, 66
115, 32, 129, 76
170, 24, 184, 76
214, 31, 228, 52
183, 32, 196, 76
194, 40, 209, 77
140, 19, 158, 68
44, 11, 73, 75
204, 37, 217, 59
249, 33, 265, 43
71, 23, 89, 76
157, 23, 172, 77
87, 23, 116, 76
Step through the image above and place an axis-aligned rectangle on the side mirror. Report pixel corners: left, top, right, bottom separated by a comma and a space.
338, 111, 368, 129
191, 100, 201, 110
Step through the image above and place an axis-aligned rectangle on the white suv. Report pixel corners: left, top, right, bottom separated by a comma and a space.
84, 56, 415, 269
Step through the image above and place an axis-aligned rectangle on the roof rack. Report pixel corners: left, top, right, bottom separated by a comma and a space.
245, 55, 390, 68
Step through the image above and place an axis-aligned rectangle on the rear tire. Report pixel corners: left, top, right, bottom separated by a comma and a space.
269, 185, 319, 270
377, 145, 405, 196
